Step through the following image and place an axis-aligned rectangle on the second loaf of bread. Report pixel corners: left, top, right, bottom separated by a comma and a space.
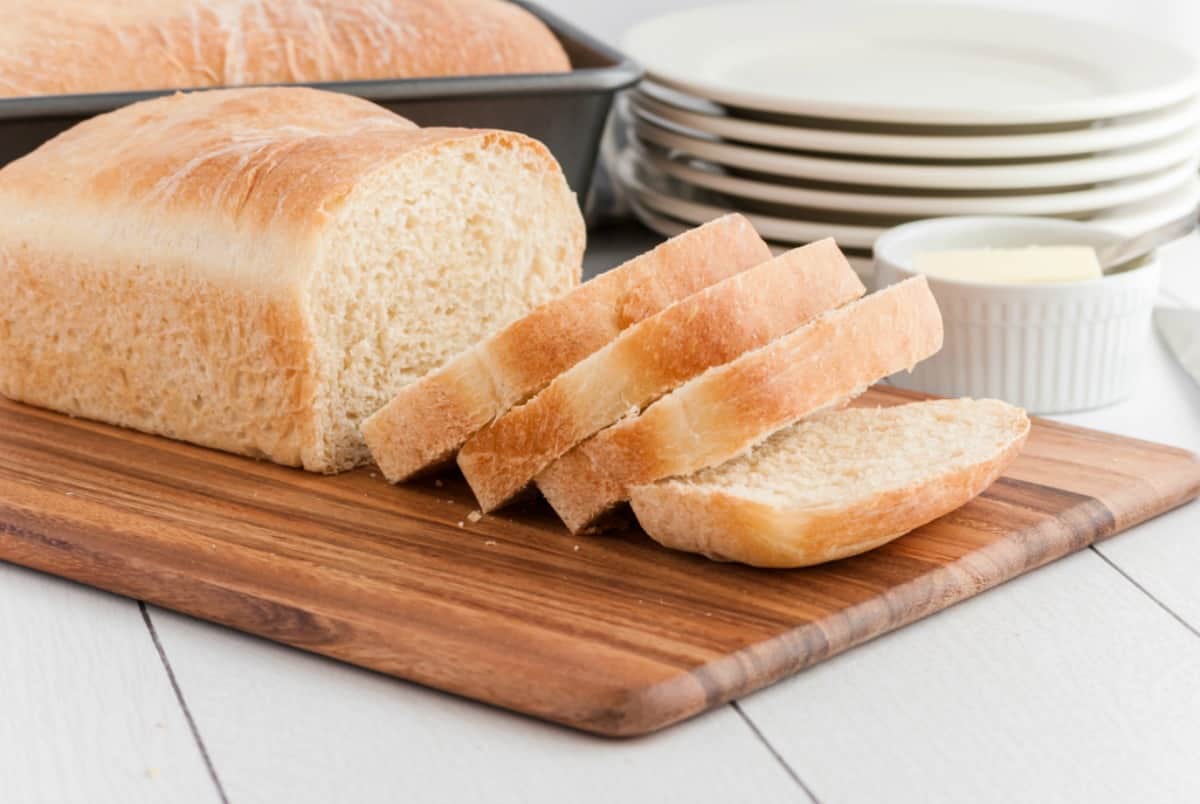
0, 0, 571, 98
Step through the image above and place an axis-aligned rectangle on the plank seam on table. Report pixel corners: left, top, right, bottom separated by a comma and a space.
1089, 546, 1200, 639
1160, 287, 1193, 308
1096, 280, 1199, 638
731, 701, 820, 803
139, 602, 231, 804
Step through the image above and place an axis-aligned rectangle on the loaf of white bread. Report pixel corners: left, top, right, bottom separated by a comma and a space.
0, 86, 584, 472
0, 0, 570, 98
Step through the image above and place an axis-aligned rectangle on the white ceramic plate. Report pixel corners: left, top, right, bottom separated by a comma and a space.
631, 115, 1200, 191
1093, 176, 1200, 237
627, 200, 876, 280
617, 159, 881, 249
623, 2, 1200, 125
627, 144, 1200, 218
628, 200, 873, 282
632, 88, 1200, 160
619, 153, 1200, 248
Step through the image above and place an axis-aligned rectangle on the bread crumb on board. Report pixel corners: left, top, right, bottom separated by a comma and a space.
456, 520, 464, 528
467, 510, 483, 523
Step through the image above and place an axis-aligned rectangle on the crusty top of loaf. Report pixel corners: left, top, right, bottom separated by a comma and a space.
0, 87, 570, 282
0, 0, 570, 98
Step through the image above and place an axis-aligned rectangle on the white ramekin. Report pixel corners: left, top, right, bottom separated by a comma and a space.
873, 216, 1161, 414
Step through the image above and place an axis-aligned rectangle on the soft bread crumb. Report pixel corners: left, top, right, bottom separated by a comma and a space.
467, 510, 483, 523
672, 398, 1026, 507
310, 134, 579, 470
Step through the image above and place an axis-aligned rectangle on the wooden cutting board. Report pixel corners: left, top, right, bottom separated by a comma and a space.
1, 387, 1197, 737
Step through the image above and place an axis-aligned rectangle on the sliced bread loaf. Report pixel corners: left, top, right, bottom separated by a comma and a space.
537, 276, 944, 532
457, 239, 866, 511
0, 87, 584, 473
630, 398, 1030, 567
362, 214, 770, 482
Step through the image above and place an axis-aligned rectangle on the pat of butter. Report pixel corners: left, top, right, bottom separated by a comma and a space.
912, 246, 1101, 284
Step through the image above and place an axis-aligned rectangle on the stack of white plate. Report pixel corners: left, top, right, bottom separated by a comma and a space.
615, 2, 1200, 279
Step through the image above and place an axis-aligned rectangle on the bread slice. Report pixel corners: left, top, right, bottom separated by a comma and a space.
457, 239, 866, 511
537, 276, 944, 532
630, 398, 1030, 567
0, 86, 584, 472
362, 214, 770, 482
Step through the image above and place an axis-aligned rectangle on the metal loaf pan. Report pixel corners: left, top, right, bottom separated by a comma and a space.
0, 1, 641, 198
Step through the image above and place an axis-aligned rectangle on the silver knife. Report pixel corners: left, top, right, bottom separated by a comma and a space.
1098, 207, 1199, 274
1156, 307, 1200, 387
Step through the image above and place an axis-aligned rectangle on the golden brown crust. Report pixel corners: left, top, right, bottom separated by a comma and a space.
362, 214, 771, 483
629, 409, 1031, 568
0, 0, 570, 98
0, 88, 510, 242
0, 250, 319, 465
457, 239, 865, 511
536, 277, 945, 532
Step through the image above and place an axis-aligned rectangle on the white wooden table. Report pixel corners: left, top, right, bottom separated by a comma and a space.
4, 221, 1199, 803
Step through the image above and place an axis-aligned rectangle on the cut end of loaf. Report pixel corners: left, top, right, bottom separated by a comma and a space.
630, 398, 1030, 567
308, 131, 583, 472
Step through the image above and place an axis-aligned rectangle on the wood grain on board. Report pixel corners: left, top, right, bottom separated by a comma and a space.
0, 387, 1196, 736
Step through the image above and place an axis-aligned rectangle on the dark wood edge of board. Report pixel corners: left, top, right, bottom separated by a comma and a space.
5, 470, 1197, 739
573, 447, 1200, 736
